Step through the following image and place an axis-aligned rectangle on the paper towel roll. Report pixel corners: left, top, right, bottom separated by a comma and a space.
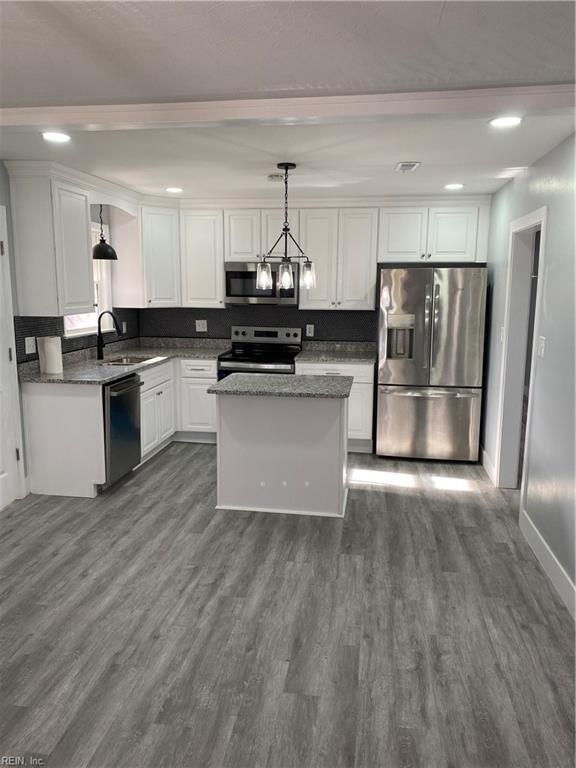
37, 336, 63, 374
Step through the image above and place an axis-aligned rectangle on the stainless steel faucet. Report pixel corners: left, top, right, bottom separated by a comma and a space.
96, 311, 121, 360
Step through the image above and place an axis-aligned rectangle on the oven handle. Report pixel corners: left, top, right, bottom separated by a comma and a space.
218, 361, 294, 372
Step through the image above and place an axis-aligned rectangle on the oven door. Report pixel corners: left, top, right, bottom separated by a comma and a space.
224, 262, 298, 305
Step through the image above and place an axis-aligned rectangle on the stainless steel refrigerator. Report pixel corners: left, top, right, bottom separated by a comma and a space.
377, 266, 487, 461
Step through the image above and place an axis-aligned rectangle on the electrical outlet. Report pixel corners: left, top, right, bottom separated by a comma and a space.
306, 324, 315, 338
122, 321, 127, 334
25, 336, 36, 354
537, 335, 546, 359
195, 319, 207, 333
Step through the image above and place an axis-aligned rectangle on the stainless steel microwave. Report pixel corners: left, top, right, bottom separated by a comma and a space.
224, 262, 299, 305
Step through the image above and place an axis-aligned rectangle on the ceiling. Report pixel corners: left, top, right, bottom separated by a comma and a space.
0, 1, 574, 108
1, 111, 574, 197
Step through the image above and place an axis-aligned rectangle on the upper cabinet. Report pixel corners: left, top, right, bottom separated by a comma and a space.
261, 209, 300, 258
224, 209, 261, 261
9, 173, 93, 316
299, 208, 377, 310
180, 210, 224, 308
378, 206, 480, 263
142, 207, 181, 307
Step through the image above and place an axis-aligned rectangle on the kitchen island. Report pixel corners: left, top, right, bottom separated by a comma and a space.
208, 373, 353, 518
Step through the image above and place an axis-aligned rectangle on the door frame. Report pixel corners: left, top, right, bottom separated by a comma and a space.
493, 206, 547, 491
0, 205, 26, 507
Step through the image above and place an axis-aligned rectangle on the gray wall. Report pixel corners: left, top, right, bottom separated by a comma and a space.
482, 133, 575, 581
0, 161, 17, 309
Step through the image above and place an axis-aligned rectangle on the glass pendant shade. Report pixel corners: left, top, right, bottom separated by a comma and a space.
92, 236, 118, 261
300, 261, 316, 290
278, 262, 294, 290
256, 261, 272, 290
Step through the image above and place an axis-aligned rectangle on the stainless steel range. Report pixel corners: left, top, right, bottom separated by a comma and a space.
217, 326, 302, 380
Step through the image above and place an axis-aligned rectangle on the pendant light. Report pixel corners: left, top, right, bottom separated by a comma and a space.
92, 204, 118, 260
259, 162, 315, 291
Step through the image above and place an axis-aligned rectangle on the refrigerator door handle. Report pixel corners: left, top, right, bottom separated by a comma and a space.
430, 283, 441, 370
378, 386, 478, 399
423, 283, 432, 369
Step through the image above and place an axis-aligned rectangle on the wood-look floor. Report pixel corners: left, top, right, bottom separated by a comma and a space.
0, 444, 573, 768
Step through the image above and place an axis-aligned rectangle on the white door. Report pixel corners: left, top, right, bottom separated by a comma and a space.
378, 207, 429, 262
140, 387, 159, 456
157, 380, 175, 442
0, 208, 23, 509
51, 181, 94, 314
142, 207, 181, 306
224, 210, 261, 261
427, 207, 479, 262
180, 379, 216, 431
337, 208, 378, 310
181, 211, 224, 308
347, 382, 373, 440
298, 209, 339, 310
261, 209, 300, 258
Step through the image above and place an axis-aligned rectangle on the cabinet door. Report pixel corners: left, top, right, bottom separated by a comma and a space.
337, 208, 378, 310
224, 210, 261, 261
378, 207, 428, 262
427, 208, 478, 262
261, 209, 300, 258
141, 387, 159, 456
157, 380, 175, 442
347, 382, 373, 440
179, 378, 217, 432
51, 181, 94, 315
142, 207, 181, 306
181, 211, 224, 308
298, 209, 339, 310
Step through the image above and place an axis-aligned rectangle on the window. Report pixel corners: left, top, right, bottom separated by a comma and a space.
64, 223, 114, 337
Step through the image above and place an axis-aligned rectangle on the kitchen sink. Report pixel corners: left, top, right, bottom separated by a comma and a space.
104, 355, 157, 365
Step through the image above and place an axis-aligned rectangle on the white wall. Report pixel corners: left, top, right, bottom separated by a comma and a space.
0, 162, 16, 310
482, 133, 575, 583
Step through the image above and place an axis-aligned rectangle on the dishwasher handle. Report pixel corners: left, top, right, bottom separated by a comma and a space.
109, 380, 143, 397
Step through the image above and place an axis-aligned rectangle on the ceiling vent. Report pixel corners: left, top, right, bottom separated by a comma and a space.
395, 161, 421, 173
267, 173, 284, 182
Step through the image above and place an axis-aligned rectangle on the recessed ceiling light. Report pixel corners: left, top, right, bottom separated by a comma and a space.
489, 116, 522, 129
42, 131, 71, 144
165, 187, 183, 194
445, 183, 464, 191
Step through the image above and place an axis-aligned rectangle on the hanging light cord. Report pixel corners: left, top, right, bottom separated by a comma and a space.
99, 204, 105, 240
266, 164, 305, 261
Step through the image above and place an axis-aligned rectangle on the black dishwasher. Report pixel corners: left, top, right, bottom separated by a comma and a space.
103, 375, 142, 486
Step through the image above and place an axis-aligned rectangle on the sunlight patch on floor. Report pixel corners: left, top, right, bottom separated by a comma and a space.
348, 467, 474, 493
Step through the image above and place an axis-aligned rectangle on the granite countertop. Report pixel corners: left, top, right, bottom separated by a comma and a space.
208, 373, 354, 399
296, 342, 376, 364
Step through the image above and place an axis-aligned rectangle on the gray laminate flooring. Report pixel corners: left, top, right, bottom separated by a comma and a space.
0, 444, 573, 768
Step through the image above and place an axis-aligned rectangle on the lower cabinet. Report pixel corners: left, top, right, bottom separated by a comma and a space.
295, 361, 374, 443
179, 378, 217, 431
140, 363, 176, 459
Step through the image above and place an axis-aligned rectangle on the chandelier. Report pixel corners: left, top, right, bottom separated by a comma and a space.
257, 162, 316, 291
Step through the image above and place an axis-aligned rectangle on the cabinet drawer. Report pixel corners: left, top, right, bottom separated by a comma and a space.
296, 362, 374, 384
139, 361, 174, 392
180, 359, 217, 378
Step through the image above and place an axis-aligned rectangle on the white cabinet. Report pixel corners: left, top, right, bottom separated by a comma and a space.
378, 206, 479, 263
378, 207, 428, 262
224, 210, 261, 261
177, 359, 217, 433
261, 209, 300, 257
298, 209, 339, 309
295, 361, 374, 443
337, 208, 378, 310
180, 210, 225, 308
8, 172, 93, 316
140, 362, 175, 459
427, 207, 479, 262
142, 207, 181, 307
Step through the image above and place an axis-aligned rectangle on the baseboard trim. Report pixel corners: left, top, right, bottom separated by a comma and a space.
348, 439, 373, 454
482, 448, 498, 486
173, 431, 216, 444
519, 507, 575, 618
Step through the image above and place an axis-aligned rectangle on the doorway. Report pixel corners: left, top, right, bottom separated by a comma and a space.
0, 206, 25, 509
494, 206, 547, 490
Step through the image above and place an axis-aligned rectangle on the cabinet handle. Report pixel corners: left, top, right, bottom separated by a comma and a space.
427, 254, 432, 259
420, 254, 426, 260
331, 301, 336, 306
337, 301, 342, 305
156, 390, 162, 396
325, 371, 341, 376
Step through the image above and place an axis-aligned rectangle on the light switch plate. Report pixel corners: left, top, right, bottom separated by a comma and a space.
306, 324, 315, 338
195, 319, 207, 333
122, 321, 127, 334
25, 336, 36, 354
537, 335, 546, 359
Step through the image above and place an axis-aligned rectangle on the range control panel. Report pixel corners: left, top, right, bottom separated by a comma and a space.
230, 326, 302, 344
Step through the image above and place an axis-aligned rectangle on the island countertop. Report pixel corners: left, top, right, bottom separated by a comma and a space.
208, 373, 353, 399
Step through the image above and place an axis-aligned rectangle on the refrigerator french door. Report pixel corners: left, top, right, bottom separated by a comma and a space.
377, 266, 486, 461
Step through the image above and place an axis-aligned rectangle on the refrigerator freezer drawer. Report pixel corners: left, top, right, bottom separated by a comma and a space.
376, 386, 482, 461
